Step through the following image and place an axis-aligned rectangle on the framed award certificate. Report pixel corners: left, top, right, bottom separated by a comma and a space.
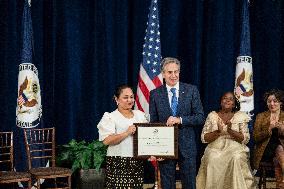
133, 123, 178, 159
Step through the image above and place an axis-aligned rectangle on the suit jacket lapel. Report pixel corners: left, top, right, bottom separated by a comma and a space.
280, 111, 284, 122
176, 83, 185, 116
263, 111, 270, 129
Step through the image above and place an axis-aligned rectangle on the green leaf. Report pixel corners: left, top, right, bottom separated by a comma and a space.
57, 139, 107, 172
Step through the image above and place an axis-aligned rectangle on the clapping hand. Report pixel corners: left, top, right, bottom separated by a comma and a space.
225, 121, 234, 137
225, 120, 232, 131
269, 115, 279, 131
217, 119, 229, 136
276, 121, 284, 131
217, 119, 224, 133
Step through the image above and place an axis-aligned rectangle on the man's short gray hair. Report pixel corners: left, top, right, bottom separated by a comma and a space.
160, 57, 181, 72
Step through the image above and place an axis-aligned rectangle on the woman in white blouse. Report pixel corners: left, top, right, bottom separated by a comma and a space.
97, 84, 147, 189
196, 91, 256, 189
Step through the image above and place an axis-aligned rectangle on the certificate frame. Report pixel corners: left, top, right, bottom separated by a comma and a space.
133, 123, 178, 159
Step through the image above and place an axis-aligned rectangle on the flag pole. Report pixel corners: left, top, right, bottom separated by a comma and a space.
134, 0, 162, 187
153, 163, 160, 189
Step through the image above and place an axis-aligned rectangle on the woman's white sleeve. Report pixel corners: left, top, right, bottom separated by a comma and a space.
97, 112, 115, 141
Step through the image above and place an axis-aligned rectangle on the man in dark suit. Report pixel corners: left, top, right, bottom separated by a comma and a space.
149, 57, 204, 189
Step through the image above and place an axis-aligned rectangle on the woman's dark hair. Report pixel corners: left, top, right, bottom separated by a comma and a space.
263, 89, 284, 109
114, 84, 133, 99
218, 91, 240, 112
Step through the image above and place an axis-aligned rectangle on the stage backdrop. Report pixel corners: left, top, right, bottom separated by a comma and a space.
1, 0, 284, 147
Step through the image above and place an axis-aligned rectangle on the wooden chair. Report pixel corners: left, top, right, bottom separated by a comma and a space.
0, 131, 31, 189
275, 146, 284, 189
24, 127, 72, 189
275, 159, 284, 189
258, 161, 277, 189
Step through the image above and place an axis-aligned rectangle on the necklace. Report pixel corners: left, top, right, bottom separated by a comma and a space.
118, 109, 134, 119
270, 112, 279, 124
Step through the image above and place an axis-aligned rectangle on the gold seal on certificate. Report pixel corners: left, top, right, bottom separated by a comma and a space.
133, 123, 178, 159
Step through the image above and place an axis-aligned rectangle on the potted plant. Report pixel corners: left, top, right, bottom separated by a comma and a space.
57, 139, 107, 189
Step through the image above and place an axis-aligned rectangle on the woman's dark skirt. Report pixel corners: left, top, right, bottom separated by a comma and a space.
105, 156, 144, 189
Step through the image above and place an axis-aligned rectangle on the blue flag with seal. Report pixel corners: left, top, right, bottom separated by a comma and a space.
16, 0, 42, 128
234, 0, 254, 160
15, 0, 44, 187
234, 0, 254, 116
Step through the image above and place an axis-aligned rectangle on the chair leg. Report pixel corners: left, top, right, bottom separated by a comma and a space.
28, 180, 32, 189
263, 169, 267, 189
37, 179, 41, 189
55, 178, 57, 188
259, 169, 263, 189
68, 176, 72, 189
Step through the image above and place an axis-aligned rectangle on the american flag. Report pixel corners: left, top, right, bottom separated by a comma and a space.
18, 93, 28, 106
135, 0, 163, 115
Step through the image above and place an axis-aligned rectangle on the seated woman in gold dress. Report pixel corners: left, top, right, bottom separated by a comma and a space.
196, 91, 255, 189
